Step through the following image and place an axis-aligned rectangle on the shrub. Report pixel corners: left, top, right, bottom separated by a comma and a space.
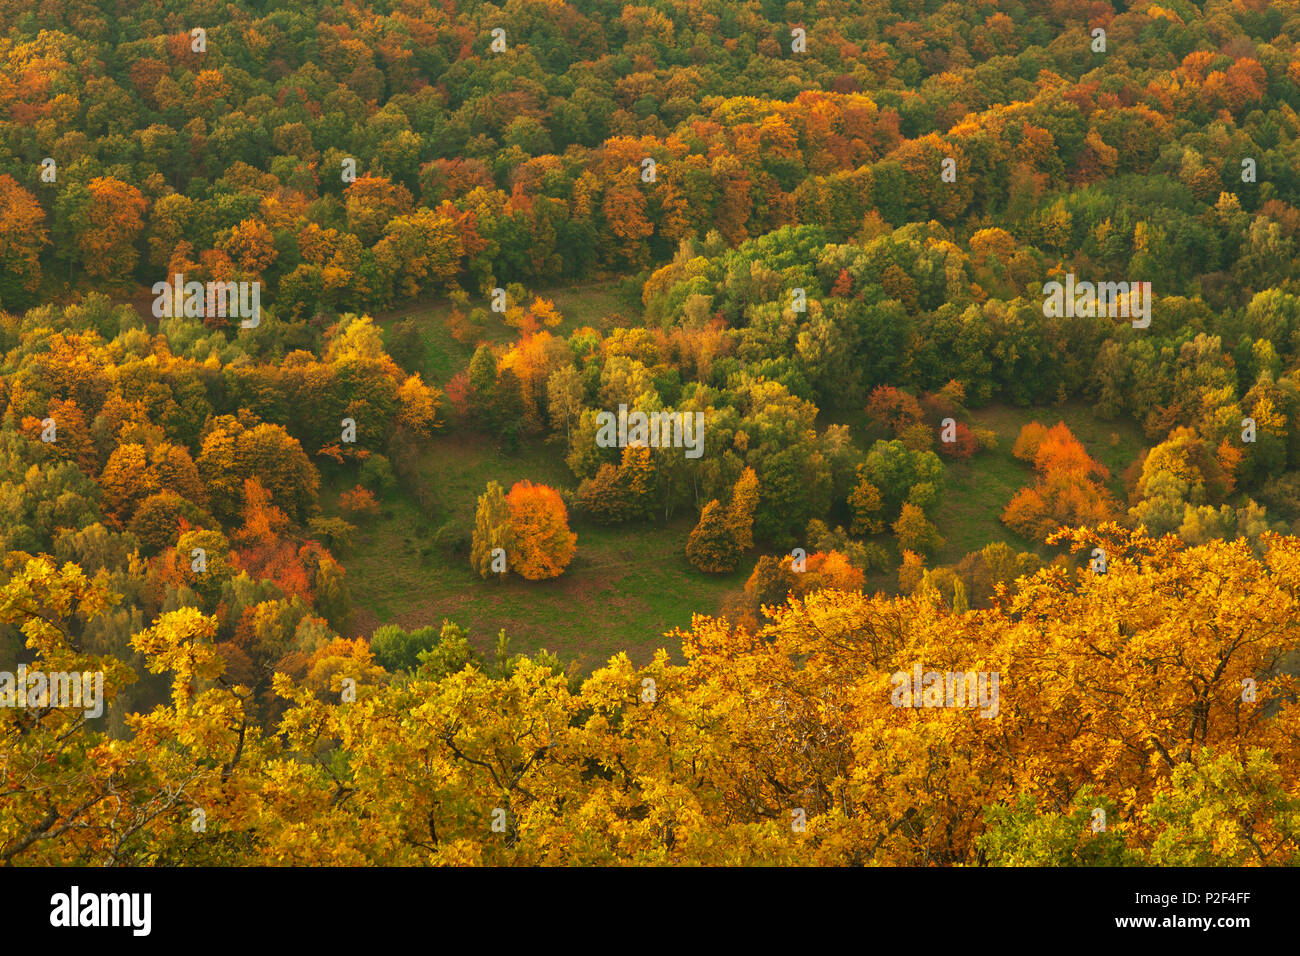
339, 484, 381, 518
360, 454, 397, 496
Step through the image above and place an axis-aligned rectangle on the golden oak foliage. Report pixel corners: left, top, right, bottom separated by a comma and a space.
0, 174, 47, 303
4, 526, 1300, 865
99, 440, 205, 524
222, 218, 278, 275
498, 331, 569, 432
77, 177, 147, 280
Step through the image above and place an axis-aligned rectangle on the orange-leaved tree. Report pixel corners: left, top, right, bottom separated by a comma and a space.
0, 174, 48, 309
1003, 422, 1117, 541
506, 480, 576, 580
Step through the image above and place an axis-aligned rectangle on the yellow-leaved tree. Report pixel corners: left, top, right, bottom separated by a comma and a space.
5, 526, 1300, 866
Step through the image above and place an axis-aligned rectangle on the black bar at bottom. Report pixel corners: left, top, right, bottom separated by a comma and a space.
0, 865, 1285, 944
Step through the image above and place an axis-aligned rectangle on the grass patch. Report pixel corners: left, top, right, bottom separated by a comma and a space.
332, 433, 744, 673
930, 402, 1148, 565
371, 277, 635, 388
330, 399, 1148, 667
546, 280, 639, 333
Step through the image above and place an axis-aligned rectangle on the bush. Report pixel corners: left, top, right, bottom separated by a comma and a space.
898, 421, 935, 451
907, 480, 940, 513
856, 540, 890, 574
339, 484, 380, 518
308, 516, 357, 552
433, 519, 471, 556
415, 622, 475, 679
1012, 422, 1049, 462
576, 463, 629, 524
370, 624, 440, 673
1256, 473, 1300, 520
360, 454, 397, 496
894, 502, 944, 556
686, 500, 741, 573
937, 421, 980, 459
129, 492, 211, 554
385, 318, 425, 372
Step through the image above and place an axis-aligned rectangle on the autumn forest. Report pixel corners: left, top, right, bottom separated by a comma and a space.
2, 0, 1300, 870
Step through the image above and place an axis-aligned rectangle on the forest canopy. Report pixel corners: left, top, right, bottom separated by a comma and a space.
3, 0, 1300, 867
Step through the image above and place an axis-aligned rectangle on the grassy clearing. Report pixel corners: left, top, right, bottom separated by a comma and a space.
332, 433, 745, 673
349, 281, 1149, 667
338, 279, 747, 673
827, 400, 1147, 569
930, 402, 1148, 565
546, 280, 639, 333
331, 399, 1149, 667
370, 277, 634, 388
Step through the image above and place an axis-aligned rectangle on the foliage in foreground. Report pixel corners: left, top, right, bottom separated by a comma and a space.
4, 526, 1299, 866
